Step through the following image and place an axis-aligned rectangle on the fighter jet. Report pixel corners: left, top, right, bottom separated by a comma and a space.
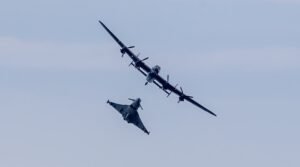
99, 20, 217, 117
107, 98, 150, 135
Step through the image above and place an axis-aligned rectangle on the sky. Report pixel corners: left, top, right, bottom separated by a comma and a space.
0, 0, 300, 166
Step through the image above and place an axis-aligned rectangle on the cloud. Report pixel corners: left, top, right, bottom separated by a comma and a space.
264, 0, 300, 4
0, 37, 123, 71
156, 47, 300, 74
1, 37, 299, 74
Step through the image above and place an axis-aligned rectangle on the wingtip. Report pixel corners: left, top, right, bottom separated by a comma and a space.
210, 112, 217, 117
98, 20, 104, 25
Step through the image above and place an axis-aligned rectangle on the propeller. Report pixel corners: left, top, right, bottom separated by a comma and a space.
162, 75, 170, 90
162, 74, 172, 97
128, 98, 135, 101
129, 54, 149, 68
178, 87, 193, 103
121, 50, 125, 57
161, 74, 177, 98
121, 46, 135, 57
167, 83, 178, 97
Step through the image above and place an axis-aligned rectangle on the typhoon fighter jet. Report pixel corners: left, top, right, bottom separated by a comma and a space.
100, 20, 217, 117
107, 98, 150, 135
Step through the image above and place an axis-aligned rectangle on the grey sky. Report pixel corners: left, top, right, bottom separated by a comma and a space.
0, 0, 299, 167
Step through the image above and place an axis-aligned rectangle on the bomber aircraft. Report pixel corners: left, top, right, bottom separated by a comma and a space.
100, 21, 217, 117
107, 98, 150, 135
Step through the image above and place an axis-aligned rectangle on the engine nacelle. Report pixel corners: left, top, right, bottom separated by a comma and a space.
120, 48, 126, 54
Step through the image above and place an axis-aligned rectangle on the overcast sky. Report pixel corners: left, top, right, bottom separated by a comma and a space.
1, 0, 300, 167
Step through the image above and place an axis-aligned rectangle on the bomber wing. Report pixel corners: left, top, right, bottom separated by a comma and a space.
99, 21, 151, 73
185, 97, 217, 116
154, 75, 217, 116
155, 75, 181, 94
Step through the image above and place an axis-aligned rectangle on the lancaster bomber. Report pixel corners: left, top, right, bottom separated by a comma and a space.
100, 21, 216, 117
107, 98, 150, 135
